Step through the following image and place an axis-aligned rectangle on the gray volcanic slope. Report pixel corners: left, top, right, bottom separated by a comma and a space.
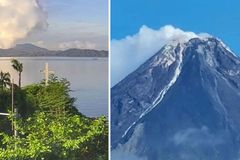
111, 37, 240, 160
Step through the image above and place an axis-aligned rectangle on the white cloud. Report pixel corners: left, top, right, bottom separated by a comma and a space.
111, 123, 147, 160
111, 25, 210, 86
172, 126, 224, 146
111, 147, 147, 160
0, 0, 48, 49
59, 40, 96, 50
34, 40, 45, 47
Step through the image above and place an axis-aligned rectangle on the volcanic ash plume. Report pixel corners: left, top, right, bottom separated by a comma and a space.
0, 0, 48, 49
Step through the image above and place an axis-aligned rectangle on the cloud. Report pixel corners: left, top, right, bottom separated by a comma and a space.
111, 123, 147, 160
59, 40, 96, 50
111, 25, 210, 86
33, 40, 45, 47
171, 126, 232, 159
172, 126, 224, 146
0, 0, 48, 49
111, 147, 147, 160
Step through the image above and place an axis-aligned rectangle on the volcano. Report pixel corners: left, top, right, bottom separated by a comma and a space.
111, 37, 240, 160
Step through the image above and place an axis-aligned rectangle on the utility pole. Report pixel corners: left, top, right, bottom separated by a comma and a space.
41, 63, 54, 86
14, 108, 18, 137
11, 79, 14, 131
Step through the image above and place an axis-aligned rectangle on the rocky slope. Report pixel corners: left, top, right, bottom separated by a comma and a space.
111, 37, 240, 160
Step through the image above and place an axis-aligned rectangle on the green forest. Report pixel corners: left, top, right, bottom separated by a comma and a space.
0, 59, 108, 160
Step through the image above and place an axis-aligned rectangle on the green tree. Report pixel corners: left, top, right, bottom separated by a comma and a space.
0, 112, 108, 160
0, 75, 108, 160
0, 71, 11, 90
11, 59, 23, 88
27, 75, 77, 115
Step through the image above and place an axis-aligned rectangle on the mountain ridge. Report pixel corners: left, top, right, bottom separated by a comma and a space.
0, 43, 108, 57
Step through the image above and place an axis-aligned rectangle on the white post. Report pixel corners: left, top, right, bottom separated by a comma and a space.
0, 113, 10, 116
11, 79, 14, 131
14, 108, 18, 138
41, 63, 54, 86
45, 63, 49, 86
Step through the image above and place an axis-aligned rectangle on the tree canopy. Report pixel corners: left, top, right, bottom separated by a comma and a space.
0, 74, 108, 160
11, 59, 23, 88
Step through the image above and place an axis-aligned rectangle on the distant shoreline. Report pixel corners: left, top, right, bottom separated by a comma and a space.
0, 43, 108, 57
0, 57, 108, 61
0, 55, 108, 57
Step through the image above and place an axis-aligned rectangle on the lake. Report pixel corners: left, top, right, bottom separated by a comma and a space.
0, 57, 108, 117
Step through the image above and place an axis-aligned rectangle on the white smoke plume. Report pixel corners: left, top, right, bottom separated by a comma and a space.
111, 25, 210, 86
0, 0, 48, 49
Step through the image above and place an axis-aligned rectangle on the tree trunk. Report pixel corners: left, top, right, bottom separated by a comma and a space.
19, 72, 21, 88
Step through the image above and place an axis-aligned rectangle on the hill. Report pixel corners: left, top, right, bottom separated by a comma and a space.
0, 43, 108, 57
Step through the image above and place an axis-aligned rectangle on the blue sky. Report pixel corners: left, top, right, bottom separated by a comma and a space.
111, 0, 240, 54
21, 0, 108, 50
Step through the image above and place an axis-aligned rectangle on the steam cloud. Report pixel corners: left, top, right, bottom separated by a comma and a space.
59, 40, 96, 50
111, 25, 210, 86
111, 148, 147, 160
0, 0, 48, 49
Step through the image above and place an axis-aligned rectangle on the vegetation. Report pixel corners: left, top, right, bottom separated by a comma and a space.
0, 60, 108, 160
0, 113, 108, 160
11, 59, 23, 87
0, 71, 11, 90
